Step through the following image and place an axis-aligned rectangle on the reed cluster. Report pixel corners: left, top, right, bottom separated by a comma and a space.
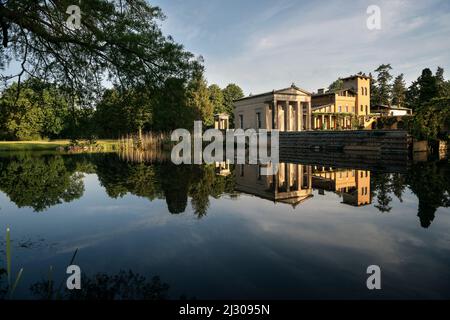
119, 148, 170, 163
119, 132, 172, 152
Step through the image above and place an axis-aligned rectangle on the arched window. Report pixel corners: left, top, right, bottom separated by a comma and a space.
361, 86, 364, 95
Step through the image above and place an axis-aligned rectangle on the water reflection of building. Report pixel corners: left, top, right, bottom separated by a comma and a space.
215, 161, 231, 176
233, 161, 372, 208
235, 163, 313, 207
311, 167, 371, 206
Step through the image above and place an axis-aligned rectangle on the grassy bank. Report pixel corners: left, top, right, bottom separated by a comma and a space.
0, 140, 119, 151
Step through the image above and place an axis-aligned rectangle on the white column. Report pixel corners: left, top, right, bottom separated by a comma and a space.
285, 101, 290, 132
307, 102, 312, 130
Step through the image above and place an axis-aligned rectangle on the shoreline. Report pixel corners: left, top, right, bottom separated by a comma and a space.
0, 140, 119, 151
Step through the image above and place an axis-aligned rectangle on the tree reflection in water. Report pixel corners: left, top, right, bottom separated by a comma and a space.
0, 154, 85, 211
0, 152, 448, 227
94, 153, 236, 217
371, 160, 450, 228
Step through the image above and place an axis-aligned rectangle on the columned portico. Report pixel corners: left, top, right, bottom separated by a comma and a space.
270, 99, 312, 131
234, 84, 312, 132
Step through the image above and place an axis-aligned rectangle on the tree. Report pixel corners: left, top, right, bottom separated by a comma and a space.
436, 67, 450, 98
152, 78, 194, 131
124, 88, 153, 140
417, 68, 439, 105
373, 64, 393, 105
0, 80, 70, 140
391, 74, 406, 107
369, 72, 379, 107
94, 89, 130, 138
0, 0, 197, 100
410, 97, 450, 141
222, 83, 244, 124
405, 80, 420, 110
208, 84, 225, 114
327, 78, 343, 92
406, 68, 442, 110
186, 67, 214, 126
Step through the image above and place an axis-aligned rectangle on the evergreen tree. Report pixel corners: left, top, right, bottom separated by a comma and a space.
391, 74, 406, 107
373, 64, 393, 105
417, 68, 439, 105
405, 80, 419, 110
435, 67, 450, 98
369, 72, 379, 107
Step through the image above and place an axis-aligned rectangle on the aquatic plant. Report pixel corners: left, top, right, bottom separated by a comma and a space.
1, 227, 24, 299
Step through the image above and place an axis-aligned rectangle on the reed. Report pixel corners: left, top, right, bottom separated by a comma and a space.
6, 227, 11, 286
119, 148, 170, 163
119, 132, 172, 152
5, 227, 24, 299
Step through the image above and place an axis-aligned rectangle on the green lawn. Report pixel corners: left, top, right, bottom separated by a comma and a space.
0, 140, 119, 151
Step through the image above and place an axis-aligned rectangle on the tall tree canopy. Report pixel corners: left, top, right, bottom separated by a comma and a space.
0, 79, 70, 140
0, 0, 197, 99
185, 68, 214, 126
222, 83, 244, 124
208, 84, 225, 114
327, 78, 343, 93
391, 74, 406, 107
406, 67, 448, 109
373, 64, 393, 105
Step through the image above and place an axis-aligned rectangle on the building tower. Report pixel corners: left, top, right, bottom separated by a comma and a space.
342, 75, 371, 116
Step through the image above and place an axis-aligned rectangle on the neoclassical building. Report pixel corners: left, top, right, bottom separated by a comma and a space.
233, 85, 312, 131
233, 74, 373, 131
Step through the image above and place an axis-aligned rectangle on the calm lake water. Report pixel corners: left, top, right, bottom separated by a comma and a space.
0, 152, 449, 300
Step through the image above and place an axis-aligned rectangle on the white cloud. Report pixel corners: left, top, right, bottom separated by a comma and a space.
201, 0, 450, 93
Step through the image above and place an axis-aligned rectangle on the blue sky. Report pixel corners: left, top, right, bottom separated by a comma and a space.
152, 0, 450, 95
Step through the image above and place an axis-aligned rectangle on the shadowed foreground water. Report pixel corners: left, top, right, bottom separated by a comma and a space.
0, 152, 449, 299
